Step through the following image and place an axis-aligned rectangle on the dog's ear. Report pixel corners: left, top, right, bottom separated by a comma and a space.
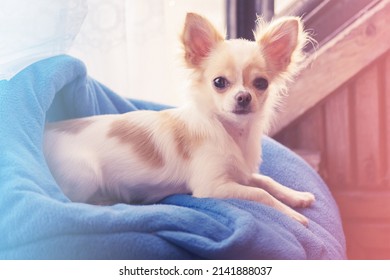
256, 17, 305, 74
181, 13, 224, 68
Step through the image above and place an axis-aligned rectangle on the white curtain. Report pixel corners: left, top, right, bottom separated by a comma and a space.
1, 0, 225, 105
0, 0, 87, 80
70, 0, 225, 105
70, 0, 168, 103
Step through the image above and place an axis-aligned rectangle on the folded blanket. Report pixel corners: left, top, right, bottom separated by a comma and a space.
0, 55, 346, 259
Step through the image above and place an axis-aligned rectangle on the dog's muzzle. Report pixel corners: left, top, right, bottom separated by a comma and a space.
234, 91, 252, 114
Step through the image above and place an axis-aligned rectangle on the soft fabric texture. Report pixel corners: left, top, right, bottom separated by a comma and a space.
0, 55, 346, 259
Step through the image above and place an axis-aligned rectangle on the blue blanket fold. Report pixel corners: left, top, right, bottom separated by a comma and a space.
0, 55, 346, 259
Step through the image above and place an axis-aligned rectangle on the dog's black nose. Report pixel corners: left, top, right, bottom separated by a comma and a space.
235, 92, 252, 107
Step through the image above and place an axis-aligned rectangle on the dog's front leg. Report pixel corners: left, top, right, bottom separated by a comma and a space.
250, 174, 315, 208
194, 182, 309, 226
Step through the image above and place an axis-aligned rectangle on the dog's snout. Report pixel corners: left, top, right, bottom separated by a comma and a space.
235, 92, 252, 107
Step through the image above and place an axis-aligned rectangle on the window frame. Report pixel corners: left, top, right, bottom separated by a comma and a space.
227, 0, 381, 52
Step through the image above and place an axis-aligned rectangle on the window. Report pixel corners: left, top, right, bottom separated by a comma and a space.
227, 0, 379, 51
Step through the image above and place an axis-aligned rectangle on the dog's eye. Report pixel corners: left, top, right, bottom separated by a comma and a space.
213, 77, 229, 90
253, 77, 268, 91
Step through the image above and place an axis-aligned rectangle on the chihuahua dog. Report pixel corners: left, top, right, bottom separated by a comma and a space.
44, 13, 315, 226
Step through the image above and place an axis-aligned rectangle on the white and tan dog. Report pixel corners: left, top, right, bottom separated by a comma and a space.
44, 13, 315, 225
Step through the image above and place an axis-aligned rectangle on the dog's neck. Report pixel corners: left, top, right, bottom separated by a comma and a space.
183, 99, 264, 172
217, 113, 264, 172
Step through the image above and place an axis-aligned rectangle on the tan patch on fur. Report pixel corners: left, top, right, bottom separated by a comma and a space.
46, 118, 94, 134
242, 64, 269, 108
243, 63, 272, 88
108, 119, 164, 168
160, 112, 205, 161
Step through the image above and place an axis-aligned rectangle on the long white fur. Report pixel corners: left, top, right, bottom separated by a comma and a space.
44, 13, 315, 226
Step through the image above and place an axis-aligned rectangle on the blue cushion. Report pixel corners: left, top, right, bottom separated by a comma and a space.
0, 55, 346, 259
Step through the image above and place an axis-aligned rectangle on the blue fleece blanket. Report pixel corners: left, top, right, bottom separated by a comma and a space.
0, 55, 346, 259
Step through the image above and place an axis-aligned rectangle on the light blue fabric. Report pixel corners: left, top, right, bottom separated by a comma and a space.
0, 55, 346, 259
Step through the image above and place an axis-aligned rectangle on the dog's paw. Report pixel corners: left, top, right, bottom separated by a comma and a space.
292, 211, 309, 227
289, 191, 315, 208
280, 203, 310, 227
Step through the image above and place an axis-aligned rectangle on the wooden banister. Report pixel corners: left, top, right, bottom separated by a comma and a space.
270, 0, 390, 136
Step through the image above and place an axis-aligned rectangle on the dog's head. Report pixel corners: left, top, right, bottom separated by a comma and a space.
181, 13, 308, 130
